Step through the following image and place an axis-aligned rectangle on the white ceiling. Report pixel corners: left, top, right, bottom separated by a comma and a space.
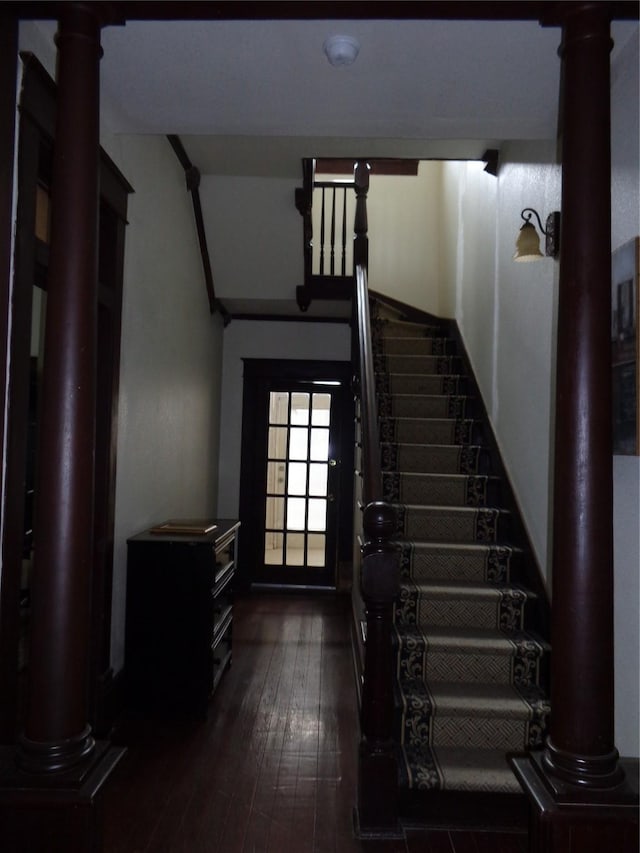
33, 18, 637, 176
27, 16, 637, 316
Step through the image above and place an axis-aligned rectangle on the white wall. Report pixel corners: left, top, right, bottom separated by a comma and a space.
441, 148, 561, 576
201, 165, 443, 313
439, 30, 639, 758
367, 164, 443, 315
105, 134, 224, 671
216, 320, 350, 518
202, 175, 302, 302
610, 26, 639, 758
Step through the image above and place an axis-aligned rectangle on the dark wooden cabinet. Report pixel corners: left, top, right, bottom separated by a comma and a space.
125, 519, 240, 717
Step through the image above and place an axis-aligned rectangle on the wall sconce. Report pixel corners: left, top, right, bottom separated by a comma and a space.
513, 208, 561, 262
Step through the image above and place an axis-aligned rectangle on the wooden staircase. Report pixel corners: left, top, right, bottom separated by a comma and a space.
353, 295, 551, 831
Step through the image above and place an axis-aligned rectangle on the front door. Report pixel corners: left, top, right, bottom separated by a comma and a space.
239, 359, 354, 590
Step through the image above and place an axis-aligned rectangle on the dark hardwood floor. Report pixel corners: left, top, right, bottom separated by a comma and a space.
104, 592, 528, 853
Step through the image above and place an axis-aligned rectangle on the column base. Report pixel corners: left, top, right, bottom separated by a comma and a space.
511, 751, 639, 853
0, 739, 125, 853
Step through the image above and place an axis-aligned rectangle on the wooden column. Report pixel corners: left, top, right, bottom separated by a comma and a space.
545, 1, 620, 789
512, 3, 638, 850
0, 5, 124, 850
0, 13, 19, 744
19, 1, 102, 773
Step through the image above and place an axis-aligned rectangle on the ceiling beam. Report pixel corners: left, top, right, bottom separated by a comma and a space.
9, 1, 640, 23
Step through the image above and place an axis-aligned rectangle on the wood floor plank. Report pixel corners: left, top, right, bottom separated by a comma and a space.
103, 593, 529, 853
406, 829, 454, 852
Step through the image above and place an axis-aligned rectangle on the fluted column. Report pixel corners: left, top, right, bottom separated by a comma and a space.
544, 1, 623, 789
18, 2, 102, 773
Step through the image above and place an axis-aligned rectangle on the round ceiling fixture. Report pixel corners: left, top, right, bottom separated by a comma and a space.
323, 35, 360, 67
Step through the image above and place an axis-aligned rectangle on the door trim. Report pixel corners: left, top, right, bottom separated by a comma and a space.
238, 358, 354, 592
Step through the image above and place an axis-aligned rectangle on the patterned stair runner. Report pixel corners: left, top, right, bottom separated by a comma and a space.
371, 301, 551, 795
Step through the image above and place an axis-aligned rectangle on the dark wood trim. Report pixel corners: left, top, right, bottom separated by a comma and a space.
10, 1, 640, 22
545, 0, 622, 788
237, 358, 354, 592
316, 158, 419, 176
0, 17, 19, 744
368, 288, 444, 327
443, 316, 552, 642
167, 134, 230, 321
229, 311, 350, 323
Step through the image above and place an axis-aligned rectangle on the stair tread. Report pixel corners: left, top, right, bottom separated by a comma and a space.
395, 623, 550, 651
397, 743, 522, 793
382, 441, 483, 450
380, 416, 476, 424
398, 579, 533, 598
385, 472, 496, 480
381, 372, 466, 379
397, 541, 522, 554
396, 504, 509, 515
398, 678, 549, 713
372, 296, 550, 799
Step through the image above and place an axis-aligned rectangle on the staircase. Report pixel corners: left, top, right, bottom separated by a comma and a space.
369, 297, 551, 819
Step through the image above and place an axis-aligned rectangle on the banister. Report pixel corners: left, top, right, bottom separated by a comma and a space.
352, 160, 401, 837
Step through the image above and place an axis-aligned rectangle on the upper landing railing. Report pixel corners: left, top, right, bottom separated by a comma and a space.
295, 158, 356, 311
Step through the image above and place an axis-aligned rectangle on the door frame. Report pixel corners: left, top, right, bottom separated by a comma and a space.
238, 358, 354, 591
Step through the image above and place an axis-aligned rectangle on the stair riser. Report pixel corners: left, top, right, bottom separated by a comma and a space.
395, 635, 546, 689
378, 375, 466, 396
379, 395, 470, 420
381, 355, 463, 375
383, 474, 498, 508
380, 418, 476, 445
382, 445, 484, 476
398, 546, 518, 586
395, 508, 509, 545
379, 337, 456, 356
398, 713, 548, 752
375, 321, 441, 338
395, 591, 530, 632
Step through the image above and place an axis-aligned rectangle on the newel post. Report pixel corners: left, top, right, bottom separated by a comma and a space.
353, 158, 402, 838
357, 502, 401, 837
354, 159, 370, 270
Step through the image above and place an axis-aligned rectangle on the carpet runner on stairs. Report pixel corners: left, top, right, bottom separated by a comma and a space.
371, 300, 551, 795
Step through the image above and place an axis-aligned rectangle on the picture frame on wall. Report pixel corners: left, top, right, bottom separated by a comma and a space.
611, 236, 639, 455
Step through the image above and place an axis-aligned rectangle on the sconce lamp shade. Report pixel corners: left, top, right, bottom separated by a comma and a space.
514, 221, 545, 262
513, 208, 560, 262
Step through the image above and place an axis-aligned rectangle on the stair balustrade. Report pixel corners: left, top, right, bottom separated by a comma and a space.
295, 158, 356, 310
351, 160, 402, 837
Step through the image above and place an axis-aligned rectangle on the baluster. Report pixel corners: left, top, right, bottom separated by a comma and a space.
341, 187, 347, 276
330, 186, 336, 275
319, 187, 326, 275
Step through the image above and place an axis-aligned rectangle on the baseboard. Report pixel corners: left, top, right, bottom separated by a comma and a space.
399, 788, 529, 833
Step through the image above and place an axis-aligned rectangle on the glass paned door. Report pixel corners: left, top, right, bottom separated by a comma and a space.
263, 389, 336, 585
